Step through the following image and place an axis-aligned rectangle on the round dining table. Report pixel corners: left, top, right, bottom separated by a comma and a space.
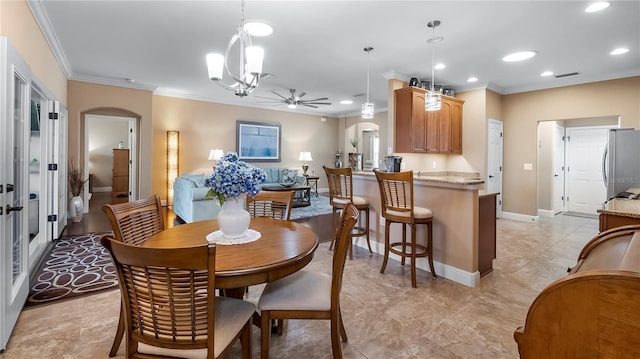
143, 217, 319, 290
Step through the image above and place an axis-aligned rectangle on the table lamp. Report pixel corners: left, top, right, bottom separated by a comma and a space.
298, 151, 313, 176
209, 149, 224, 161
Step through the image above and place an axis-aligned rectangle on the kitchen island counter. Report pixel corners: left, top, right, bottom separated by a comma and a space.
352, 172, 489, 287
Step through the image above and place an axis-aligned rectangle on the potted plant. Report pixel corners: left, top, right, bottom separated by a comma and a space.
68, 159, 88, 222
350, 138, 359, 153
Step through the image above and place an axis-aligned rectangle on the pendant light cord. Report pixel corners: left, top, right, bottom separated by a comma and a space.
431, 23, 436, 92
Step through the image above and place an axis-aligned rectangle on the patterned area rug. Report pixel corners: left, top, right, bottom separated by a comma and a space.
25, 232, 118, 308
290, 195, 333, 219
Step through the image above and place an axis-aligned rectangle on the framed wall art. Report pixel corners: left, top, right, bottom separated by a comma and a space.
236, 120, 281, 162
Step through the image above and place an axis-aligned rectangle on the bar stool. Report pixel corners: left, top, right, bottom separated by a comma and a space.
323, 166, 371, 259
374, 170, 436, 287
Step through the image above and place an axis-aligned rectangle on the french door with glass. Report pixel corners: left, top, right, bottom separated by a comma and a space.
0, 38, 31, 352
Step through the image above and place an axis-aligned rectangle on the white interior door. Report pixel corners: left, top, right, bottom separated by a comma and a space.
552, 124, 565, 214
566, 127, 609, 214
1, 39, 31, 351
487, 119, 503, 217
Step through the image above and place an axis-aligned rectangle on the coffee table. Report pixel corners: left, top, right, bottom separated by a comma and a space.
261, 183, 311, 207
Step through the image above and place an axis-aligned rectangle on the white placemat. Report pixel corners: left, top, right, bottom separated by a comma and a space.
205, 229, 261, 245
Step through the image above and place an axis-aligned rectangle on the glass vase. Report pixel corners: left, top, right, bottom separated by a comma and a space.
217, 193, 250, 238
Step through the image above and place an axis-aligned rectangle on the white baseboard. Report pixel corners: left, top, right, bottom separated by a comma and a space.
352, 239, 480, 288
501, 211, 539, 222
537, 209, 556, 217
93, 186, 112, 193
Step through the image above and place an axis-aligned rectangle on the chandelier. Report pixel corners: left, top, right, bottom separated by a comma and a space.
425, 20, 442, 111
205, 0, 272, 97
361, 47, 374, 119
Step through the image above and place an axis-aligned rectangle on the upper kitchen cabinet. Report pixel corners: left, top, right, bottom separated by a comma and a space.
395, 86, 464, 154
395, 87, 426, 153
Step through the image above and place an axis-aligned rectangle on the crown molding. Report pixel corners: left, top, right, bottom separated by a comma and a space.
71, 75, 157, 92
27, 0, 72, 78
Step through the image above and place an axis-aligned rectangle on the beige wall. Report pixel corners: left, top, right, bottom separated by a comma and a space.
502, 76, 640, 216
0, 0, 66, 104
67, 81, 153, 198
151, 96, 339, 200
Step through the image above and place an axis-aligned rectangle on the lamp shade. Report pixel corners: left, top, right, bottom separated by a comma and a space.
298, 151, 313, 162
206, 53, 224, 80
208, 148, 224, 161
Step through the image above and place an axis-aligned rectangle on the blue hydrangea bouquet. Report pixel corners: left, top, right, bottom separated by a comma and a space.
205, 152, 266, 205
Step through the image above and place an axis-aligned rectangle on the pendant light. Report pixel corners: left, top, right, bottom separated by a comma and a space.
425, 20, 442, 111
205, 0, 272, 97
361, 47, 374, 119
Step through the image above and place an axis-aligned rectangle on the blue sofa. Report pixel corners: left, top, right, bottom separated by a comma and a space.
172, 169, 305, 223
173, 174, 219, 223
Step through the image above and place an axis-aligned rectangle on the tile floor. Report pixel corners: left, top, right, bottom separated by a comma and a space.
1, 213, 599, 358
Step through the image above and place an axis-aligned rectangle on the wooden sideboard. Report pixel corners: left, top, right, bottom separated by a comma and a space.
112, 148, 129, 204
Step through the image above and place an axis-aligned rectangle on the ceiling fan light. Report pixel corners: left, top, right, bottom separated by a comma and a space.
339, 100, 353, 105
288, 103, 297, 109
206, 53, 224, 80
362, 102, 374, 119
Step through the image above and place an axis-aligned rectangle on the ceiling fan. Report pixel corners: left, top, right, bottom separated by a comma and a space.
256, 89, 331, 109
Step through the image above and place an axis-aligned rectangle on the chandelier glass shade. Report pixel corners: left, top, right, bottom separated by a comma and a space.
206, 1, 270, 97
362, 47, 374, 119
425, 20, 442, 112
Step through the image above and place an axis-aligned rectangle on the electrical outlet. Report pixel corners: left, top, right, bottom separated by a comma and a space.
432, 161, 437, 169
402, 162, 406, 170
524, 163, 533, 171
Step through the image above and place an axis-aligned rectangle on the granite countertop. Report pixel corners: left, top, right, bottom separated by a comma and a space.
598, 188, 640, 218
353, 170, 485, 185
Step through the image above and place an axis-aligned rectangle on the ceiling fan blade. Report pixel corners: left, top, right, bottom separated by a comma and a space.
301, 104, 319, 108
302, 97, 329, 102
304, 102, 332, 106
297, 92, 306, 99
271, 90, 288, 100
253, 95, 283, 101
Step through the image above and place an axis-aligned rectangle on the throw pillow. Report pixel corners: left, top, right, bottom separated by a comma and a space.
280, 169, 298, 185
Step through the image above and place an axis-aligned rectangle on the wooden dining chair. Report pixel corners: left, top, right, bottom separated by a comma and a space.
323, 166, 371, 259
102, 195, 165, 356
246, 190, 295, 220
374, 170, 437, 288
258, 202, 359, 359
101, 236, 255, 359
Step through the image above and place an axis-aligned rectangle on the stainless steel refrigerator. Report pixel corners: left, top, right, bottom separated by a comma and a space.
602, 128, 640, 199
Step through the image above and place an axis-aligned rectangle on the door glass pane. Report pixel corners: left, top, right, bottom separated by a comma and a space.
12, 73, 26, 285
29, 94, 42, 242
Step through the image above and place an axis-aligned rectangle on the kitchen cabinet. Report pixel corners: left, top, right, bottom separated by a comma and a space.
112, 148, 129, 203
395, 87, 426, 153
395, 87, 464, 154
478, 191, 498, 276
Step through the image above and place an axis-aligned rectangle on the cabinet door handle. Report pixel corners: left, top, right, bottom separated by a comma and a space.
488, 175, 494, 178
6, 184, 15, 192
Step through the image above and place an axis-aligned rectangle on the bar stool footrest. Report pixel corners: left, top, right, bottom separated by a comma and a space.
389, 242, 429, 258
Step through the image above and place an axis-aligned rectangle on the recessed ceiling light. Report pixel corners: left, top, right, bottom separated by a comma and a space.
467, 77, 478, 83
540, 71, 554, 77
434, 63, 446, 70
339, 100, 353, 105
243, 21, 273, 37
502, 51, 538, 62
610, 47, 629, 55
585, 2, 610, 13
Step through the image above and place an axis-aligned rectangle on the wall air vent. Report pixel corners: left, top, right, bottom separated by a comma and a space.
554, 72, 580, 78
